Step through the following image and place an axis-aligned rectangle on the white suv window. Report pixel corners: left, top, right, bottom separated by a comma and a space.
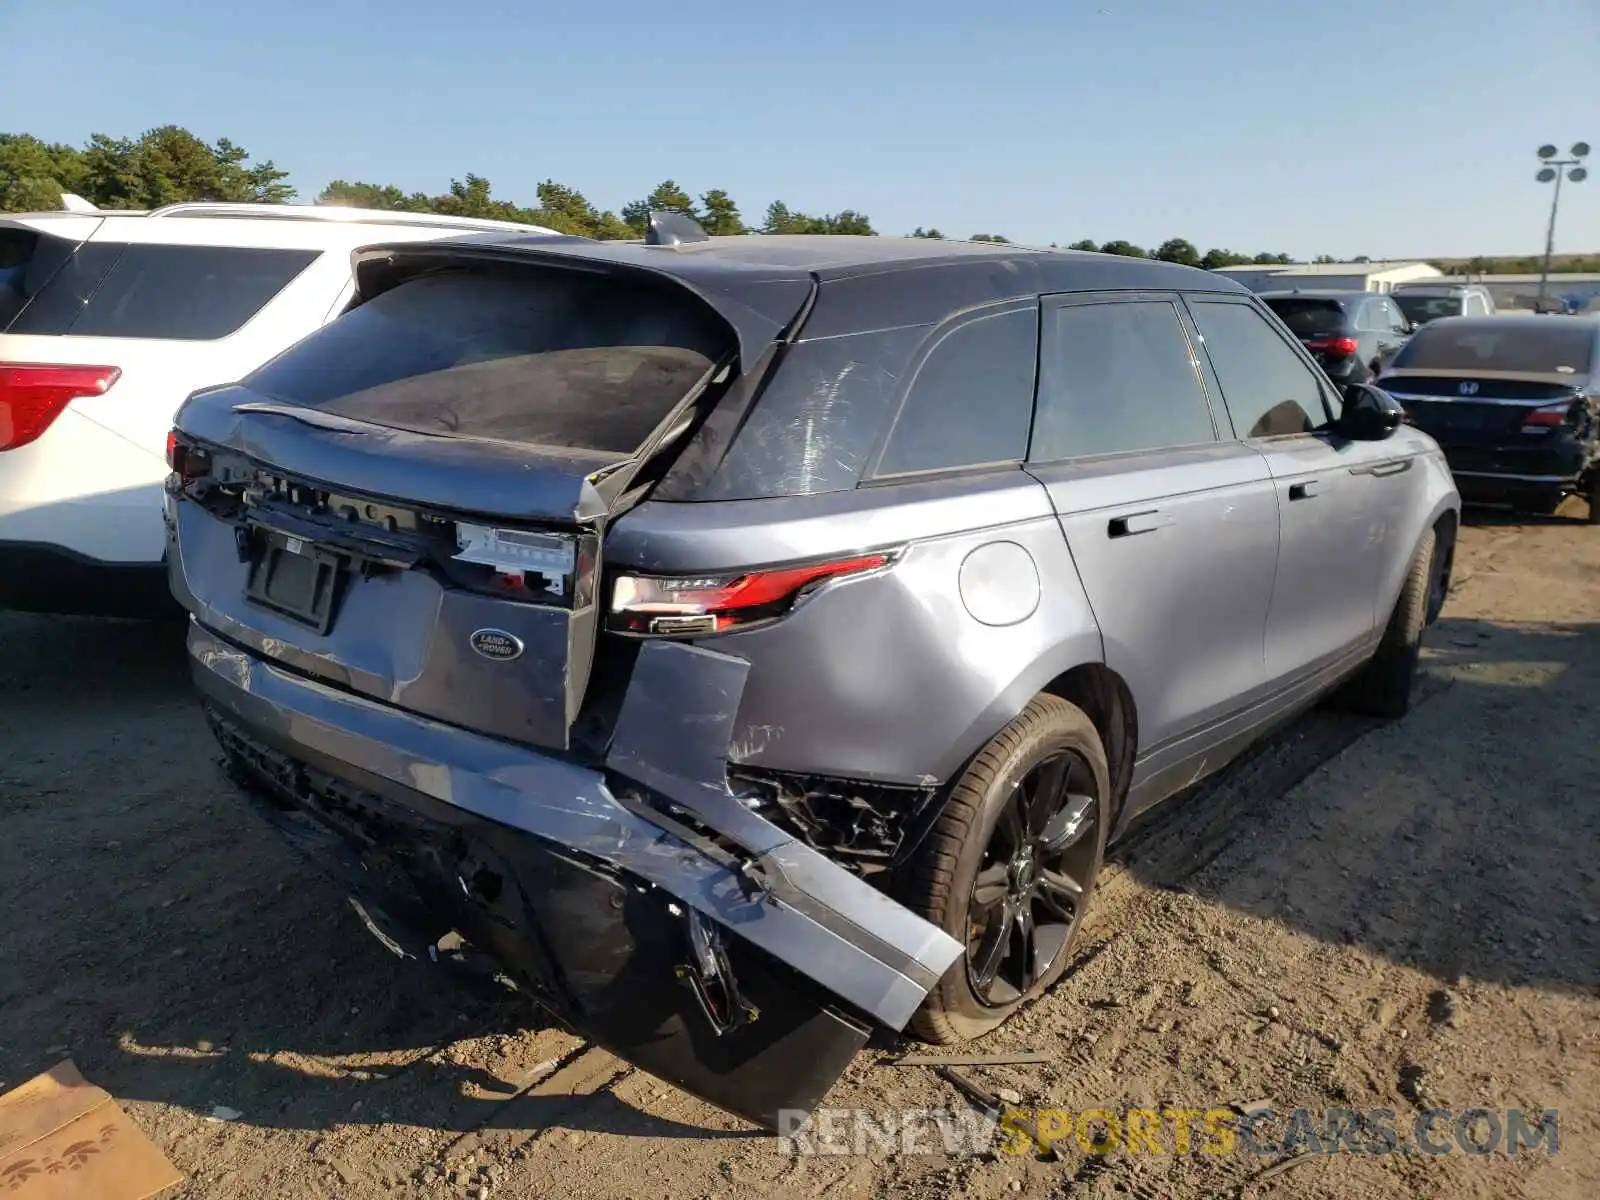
6, 243, 319, 339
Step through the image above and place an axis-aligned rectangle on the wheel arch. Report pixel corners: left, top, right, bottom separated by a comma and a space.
1038, 663, 1139, 831
932, 647, 1139, 833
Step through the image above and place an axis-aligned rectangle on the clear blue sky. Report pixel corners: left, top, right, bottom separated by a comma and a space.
4, 0, 1596, 258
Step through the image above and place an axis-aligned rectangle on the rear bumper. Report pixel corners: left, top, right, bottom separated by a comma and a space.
1440, 440, 1590, 503
0, 541, 178, 618
186, 622, 961, 1129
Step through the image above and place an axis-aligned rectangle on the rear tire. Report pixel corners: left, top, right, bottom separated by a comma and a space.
1341, 530, 1436, 719
1586, 473, 1600, 525
904, 696, 1110, 1044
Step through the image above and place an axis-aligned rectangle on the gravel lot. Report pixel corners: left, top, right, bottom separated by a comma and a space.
2, 512, 1597, 1200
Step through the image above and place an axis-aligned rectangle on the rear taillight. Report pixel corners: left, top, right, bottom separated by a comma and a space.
609, 552, 898, 636
0, 364, 121, 452
1521, 402, 1577, 433
1305, 336, 1360, 357
165, 430, 211, 484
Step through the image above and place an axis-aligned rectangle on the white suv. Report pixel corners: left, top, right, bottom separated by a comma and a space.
0, 201, 559, 616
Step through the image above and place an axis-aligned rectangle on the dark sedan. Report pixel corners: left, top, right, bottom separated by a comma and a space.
1378, 315, 1600, 519
1260, 290, 1414, 386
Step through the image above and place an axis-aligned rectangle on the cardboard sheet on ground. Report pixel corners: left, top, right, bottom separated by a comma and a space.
0, 1061, 182, 1199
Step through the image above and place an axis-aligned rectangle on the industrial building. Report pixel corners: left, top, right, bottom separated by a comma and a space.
1211, 260, 1443, 293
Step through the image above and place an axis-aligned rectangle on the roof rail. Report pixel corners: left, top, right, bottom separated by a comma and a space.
142, 202, 562, 236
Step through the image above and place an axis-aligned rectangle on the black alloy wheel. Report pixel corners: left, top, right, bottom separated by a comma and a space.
965, 751, 1100, 1006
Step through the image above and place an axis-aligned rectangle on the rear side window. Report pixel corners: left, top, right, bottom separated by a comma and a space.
1391, 324, 1595, 375
245, 268, 731, 454
1263, 297, 1347, 336
684, 325, 925, 500
0, 229, 84, 330
6, 243, 317, 339
1190, 301, 1332, 437
873, 304, 1037, 476
1031, 299, 1216, 461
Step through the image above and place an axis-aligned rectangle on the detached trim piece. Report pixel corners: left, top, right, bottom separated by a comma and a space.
187, 625, 961, 1028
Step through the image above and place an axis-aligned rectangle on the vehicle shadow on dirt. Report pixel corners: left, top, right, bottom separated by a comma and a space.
1114, 613, 1600, 998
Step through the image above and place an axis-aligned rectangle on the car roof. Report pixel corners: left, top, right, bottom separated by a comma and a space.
394, 230, 1246, 286
358, 232, 1250, 365
1258, 289, 1376, 302
1412, 314, 1599, 335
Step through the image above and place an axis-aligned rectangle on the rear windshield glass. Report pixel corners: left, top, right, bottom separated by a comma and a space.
244, 268, 731, 454
1262, 297, 1347, 336
5, 242, 317, 339
1390, 324, 1595, 374
1394, 294, 1462, 324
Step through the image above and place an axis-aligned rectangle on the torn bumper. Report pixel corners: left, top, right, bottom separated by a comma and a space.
187, 624, 961, 1130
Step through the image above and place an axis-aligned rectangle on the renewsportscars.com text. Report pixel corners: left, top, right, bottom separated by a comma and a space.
775, 1106, 1559, 1158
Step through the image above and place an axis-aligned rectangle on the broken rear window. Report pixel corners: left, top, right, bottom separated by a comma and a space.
244, 267, 731, 454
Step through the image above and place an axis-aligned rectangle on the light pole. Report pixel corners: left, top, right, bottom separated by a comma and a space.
1535, 142, 1589, 310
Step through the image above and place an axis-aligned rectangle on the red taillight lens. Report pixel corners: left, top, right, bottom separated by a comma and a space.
1305, 336, 1359, 357
1521, 402, 1575, 431
610, 552, 897, 636
0, 363, 121, 452
165, 429, 211, 484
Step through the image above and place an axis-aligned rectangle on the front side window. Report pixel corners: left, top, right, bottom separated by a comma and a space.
1031, 298, 1217, 461
1189, 300, 1333, 438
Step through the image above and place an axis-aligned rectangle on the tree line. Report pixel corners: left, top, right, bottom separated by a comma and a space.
0, 128, 873, 238
4, 128, 1594, 274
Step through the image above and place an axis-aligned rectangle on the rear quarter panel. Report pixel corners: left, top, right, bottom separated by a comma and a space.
606, 471, 1105, 786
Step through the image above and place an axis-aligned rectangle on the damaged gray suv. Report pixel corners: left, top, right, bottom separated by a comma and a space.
166, 219, 1460, 1130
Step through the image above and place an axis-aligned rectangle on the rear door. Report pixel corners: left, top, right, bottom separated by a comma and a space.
1027, 292, 1279, 754
1186, 296, 1406, 685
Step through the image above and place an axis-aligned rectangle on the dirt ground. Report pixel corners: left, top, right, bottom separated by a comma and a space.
2, 510, 1597, 1200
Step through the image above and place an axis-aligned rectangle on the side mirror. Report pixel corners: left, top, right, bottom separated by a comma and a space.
1338, 384, 1405, 441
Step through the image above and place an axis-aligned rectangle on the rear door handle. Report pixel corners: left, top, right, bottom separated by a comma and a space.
1108, 511, 1172, 538
1289, 481, 1319, 501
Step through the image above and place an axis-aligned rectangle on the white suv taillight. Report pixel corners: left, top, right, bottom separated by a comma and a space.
609, 551, 899, 636
0, 363, 121, 452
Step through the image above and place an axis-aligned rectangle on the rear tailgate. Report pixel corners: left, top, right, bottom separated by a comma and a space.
1380, 371, 1590, 444
169, 249, 802, 753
